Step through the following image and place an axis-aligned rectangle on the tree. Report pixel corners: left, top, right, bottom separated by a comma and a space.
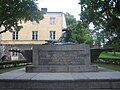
69, 21, 93, 45
65, 13, 93, 46
91, 28, 106, 47
0, 0, 44, 34
105, 37, 120, 54
79, 0, 120, 40
65, 12, 76, 28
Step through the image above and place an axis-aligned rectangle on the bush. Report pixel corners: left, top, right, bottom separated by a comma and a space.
97, 58, 120, 65
0, 60, 30, 69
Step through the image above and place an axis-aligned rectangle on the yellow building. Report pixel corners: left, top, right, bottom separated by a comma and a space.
0, 12, 67, 44
0, 10, 67, 60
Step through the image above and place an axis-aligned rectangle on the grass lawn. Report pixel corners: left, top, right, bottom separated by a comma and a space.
99, 52, 120, 60
96, 62, 120, 71
97, 52, 120, 71
0, 66, 25, 74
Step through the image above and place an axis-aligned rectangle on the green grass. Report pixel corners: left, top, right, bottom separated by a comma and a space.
99, 52, 120, 60
0, 66, 25, 74
97, 52, 120, 71
96, 62, 120, 71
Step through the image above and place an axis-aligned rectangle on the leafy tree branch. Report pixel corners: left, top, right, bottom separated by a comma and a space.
0, 0, 44, 34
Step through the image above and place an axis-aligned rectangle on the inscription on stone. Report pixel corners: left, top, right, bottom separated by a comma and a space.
26, 44, 98, 72
38, 50, 85, 65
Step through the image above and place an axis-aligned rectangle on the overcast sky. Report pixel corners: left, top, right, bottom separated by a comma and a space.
37, 0, 80, 20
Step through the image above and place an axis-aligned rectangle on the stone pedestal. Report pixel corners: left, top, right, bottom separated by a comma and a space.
26, 44, 98, 72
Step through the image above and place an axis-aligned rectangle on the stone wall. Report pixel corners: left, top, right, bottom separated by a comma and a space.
26, 44, 98, 72
33, 44, 91, 65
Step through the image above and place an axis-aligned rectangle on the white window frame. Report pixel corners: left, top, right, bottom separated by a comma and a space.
13, 32, 18, 40
32, 31, 38, 40
50, 17, 56, 25
50, 31, 56, 40
11, 48, 19, 56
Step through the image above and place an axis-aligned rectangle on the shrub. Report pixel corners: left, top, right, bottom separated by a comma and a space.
97, 58, 120, 65
0, 60, 30, 69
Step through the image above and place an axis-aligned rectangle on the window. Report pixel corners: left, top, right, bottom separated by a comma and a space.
11, 48, 19, 56
50, 31, 55, 40
50, 17, 56, 25
13, 32, 18, 40
32, 31, 38, 40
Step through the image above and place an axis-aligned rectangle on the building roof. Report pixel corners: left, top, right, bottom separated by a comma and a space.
47, 12, 63, 14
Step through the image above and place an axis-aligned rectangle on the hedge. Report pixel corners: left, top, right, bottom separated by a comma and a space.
97, 58, 120, 65
0, 60, 31, 69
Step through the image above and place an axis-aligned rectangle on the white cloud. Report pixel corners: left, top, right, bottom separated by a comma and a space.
37, 0, 80, 20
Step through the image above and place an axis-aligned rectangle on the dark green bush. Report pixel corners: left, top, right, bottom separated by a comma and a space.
0, 60, 30, 69
97, 58, 120, 65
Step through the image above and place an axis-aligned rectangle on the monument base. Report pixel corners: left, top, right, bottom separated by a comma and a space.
26, 65, 98, 73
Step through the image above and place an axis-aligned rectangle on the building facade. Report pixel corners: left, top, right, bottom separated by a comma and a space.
0, 11, 67, 61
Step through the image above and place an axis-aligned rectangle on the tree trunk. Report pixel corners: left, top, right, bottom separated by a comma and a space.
0, 29, 7, 34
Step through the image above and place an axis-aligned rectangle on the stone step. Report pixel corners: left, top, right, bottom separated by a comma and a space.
0, 78, 120, 90
0, 68, 120, 90
26, 65, 98, 73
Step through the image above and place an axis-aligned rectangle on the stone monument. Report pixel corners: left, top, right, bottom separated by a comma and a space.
26, 44, 98, 72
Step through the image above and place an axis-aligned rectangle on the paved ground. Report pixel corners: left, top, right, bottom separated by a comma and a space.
0, 67, 120, 80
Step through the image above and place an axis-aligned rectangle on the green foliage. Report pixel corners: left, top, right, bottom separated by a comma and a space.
105, 37, 120, 52
0, 60, 28, 69
99, 52, 120, 59
65, 13, 93, 45
70, 21, 93, 44
92, 30, 106, 47
79, 0, 120, 47
0, 66, 24, 74
65, 12, 76, 28
0, 0, 44, 34
96, 52, 120, 71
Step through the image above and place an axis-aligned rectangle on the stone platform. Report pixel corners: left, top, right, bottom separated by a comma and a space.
0, 68, 120, 90
26, 44, 98, 73
26, 65, 98, 73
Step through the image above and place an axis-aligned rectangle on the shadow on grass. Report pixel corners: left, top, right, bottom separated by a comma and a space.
95, 62, 120, 71
0, 66, 25, 74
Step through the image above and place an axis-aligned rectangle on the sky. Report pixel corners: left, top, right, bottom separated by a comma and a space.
37, 0, 80, 20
